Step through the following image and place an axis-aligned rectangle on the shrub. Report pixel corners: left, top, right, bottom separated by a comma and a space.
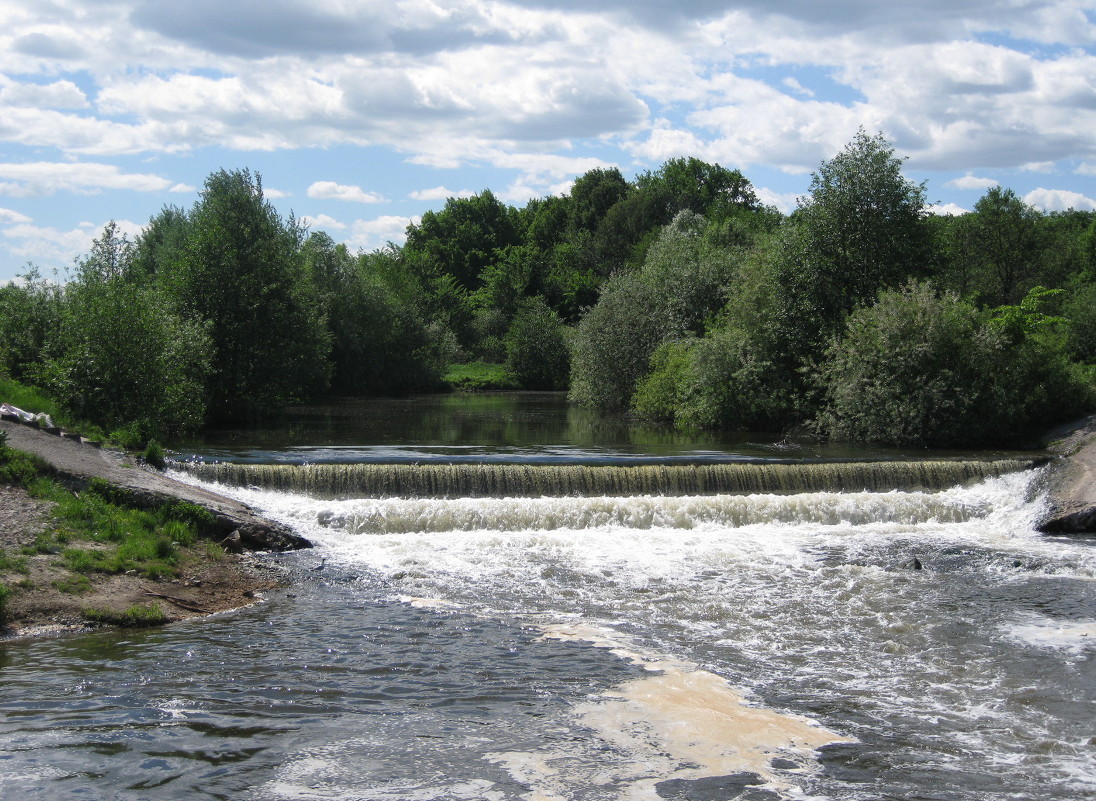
505, 298, 570, 390
631, 340, 692, 422
813, 281, 1093, 447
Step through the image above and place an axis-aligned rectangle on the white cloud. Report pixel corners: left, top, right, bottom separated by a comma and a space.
753, 187, 801, 214
1023, 187, 1096, 212
307, 181, 385, 204
2, 218, 142, 266
1021, 161, 1056, 173
0, 207, 32, 225
945, 173, 998, 190
1077, 162, 1096, 176
409, 186, 475, 201
782, 76, 814, 97
346, 215, 418, 250
0, 79, 89, 109
927, 202, 969, 216
0, 162, 181, 197
300, 213, 347, 231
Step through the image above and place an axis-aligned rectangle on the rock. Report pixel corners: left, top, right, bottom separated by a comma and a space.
1037, 415, 1096, 534
220, 530, 244, 553
899, 556, 923, 570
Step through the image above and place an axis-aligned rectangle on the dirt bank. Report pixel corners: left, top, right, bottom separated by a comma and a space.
0, 420, 308, 640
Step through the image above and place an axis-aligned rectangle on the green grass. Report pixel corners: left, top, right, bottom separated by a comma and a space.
442, 361, 519, 391
0, 376, 108, 443
0, 377, 63, 421
1, 442, 217, 584
82, 603, 168, 628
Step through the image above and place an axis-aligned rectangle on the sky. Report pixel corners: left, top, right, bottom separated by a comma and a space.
1, 0, 1095, 283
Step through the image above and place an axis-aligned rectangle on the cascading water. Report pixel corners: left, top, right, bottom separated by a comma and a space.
1, 393, 1091, 801
179, 457, 1042, 499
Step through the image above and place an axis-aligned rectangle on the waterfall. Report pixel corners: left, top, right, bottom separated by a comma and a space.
177, 458, 1043, 499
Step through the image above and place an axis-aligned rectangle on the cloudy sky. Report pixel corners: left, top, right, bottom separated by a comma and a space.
1, 0, 1095, 282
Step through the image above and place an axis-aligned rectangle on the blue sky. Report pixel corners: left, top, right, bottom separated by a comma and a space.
1, 0, 1095, 283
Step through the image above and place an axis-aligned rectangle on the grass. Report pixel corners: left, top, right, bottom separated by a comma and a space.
443, 361, 519, 391
0, 376, 109, 444
82, 603, 168, 628
0, 439, 225, 618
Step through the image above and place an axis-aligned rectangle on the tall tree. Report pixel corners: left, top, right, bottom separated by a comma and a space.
771, 130, 929, 361
403, 190, 521, 291
158, 169, 330, 421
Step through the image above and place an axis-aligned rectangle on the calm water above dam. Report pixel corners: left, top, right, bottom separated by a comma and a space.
2, 393, 1094, 800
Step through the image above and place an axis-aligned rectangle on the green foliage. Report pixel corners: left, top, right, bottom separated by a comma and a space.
570, 212, 740, 412
504, 298, 571, 390
631, 340, 693, 422
45, 226, 212, 439
142, 440, 166, 471
305, 233, 442, 395
775, 129, 929, 358
157, 169, 331, 421
569, 270, 681, 412
443, 362, 519, 391
0, 267, 63, 382
403, 190, 522, 292
987, 285, 1067, 343
1063, 278, 1096, 362
813, 282, 1092, 447
82, 603, 168, 628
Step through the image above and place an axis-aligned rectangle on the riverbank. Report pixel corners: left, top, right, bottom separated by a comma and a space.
0, 419, 308, 640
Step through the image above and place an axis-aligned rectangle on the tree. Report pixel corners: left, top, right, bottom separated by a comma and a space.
505, 297, 570, 390
569, 213, 736, 412
157, 169, 330, 421
790, 130, 927, 322
48, 227, 211, 438
0, 266, 62, 382
964, 187, 1044, 305
637, 157, 759, 221
568, 167, 630, 234
403, 190, 521, 291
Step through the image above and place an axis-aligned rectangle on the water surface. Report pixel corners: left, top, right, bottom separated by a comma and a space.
2, 393, 1093, 800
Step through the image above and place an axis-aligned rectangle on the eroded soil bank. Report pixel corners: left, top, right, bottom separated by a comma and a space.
0, 420, 306, 639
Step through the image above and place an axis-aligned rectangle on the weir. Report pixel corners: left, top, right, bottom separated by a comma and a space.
177, 458, 1044, 499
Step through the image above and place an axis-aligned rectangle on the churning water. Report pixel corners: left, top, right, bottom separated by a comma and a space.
3, 456, 1094, 801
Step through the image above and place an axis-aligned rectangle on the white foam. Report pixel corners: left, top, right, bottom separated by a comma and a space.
1007, 614, 1096, 656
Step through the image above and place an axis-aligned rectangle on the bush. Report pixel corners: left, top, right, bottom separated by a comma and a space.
812, 282, 1093, 447
48, 277, 211, 439
505, 298, 570, 390
631, 340, 692, 422
569, 272, 682, 412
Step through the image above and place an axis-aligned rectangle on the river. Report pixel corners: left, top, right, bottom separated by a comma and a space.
1, 393, 1094, 800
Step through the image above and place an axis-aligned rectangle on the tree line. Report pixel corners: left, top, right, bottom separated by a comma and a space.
2, 131, 1095, 448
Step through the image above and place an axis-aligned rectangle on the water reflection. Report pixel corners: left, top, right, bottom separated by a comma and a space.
176, 392, 1031, 465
